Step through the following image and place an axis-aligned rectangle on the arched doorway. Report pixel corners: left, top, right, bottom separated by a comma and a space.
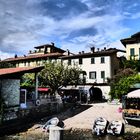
89, 86, 102, 102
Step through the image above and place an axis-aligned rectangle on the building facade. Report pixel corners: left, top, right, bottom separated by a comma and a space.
2, 43, 126, 99
61, 47, 125, 99
121, 32, 140, 60
3, 43, 66, 67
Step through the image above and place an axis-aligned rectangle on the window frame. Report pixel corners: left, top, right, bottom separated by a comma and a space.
130, 48, 135, 56
91, 57, 95, 64
79, 58, 83, 65
101, 57, 105, 63
101, 71, 105, 79
89, 71, 96, 79
68, 59, 71, 65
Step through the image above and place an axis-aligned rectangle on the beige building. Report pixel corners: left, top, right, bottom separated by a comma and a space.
2, 43, 66, 67
121, 32, 140, 60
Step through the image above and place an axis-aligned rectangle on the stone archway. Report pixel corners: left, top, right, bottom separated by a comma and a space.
89, 86, 102, 102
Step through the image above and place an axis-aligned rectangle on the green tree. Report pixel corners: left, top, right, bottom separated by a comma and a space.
108, 68, 140, 99
21, 73, 35, 87
39, 62, 82, 95
123, 59, 140, 71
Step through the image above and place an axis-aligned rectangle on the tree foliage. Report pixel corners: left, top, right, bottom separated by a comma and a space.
39, 62, 82, 94
108, 68, 140, 99
21, 73, 35, 87
122, 59, 140, 71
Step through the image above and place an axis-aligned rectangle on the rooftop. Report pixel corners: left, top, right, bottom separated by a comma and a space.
3, 53, 64, 62
34, 42, 66, 53
0, 66, 44, 78
121, 32, 140, 47
60, 48, 125, 59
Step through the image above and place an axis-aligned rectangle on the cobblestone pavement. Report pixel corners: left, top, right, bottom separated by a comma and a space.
18, 102, 140, 135
64, 103, 140, 132
64, 103, 123, 129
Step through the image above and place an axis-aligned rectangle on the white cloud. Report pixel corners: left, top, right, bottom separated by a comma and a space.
0, 51, 15, 60
0, 0, 140, 60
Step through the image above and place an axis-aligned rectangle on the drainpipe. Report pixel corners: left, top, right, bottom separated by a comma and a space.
35, 72, 38, 100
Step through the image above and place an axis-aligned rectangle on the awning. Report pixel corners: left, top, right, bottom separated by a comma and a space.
127, 89, 140, 98
38, 87, 49, 92
60, 85, 92, 90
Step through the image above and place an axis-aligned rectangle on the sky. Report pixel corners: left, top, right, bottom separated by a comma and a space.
1, 0, 140, 59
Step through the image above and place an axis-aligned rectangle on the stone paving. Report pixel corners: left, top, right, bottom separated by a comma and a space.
63, 103, 140, 133
15, 102, 140, 136
64, 103, 123, 130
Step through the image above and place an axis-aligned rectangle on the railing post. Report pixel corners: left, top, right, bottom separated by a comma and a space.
49, 126, 63, 140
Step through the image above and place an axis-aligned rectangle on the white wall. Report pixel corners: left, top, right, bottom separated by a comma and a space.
63, 56, 111, 83
80, 56, 111, 83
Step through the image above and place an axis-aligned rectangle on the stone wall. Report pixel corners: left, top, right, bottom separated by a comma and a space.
17, 103, 63, 120
1, 79, 20, 106
1, 102, 63, 122
0, 103, 65, 136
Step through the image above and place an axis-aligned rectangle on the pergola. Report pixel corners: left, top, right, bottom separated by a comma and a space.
0, 66, 44, 101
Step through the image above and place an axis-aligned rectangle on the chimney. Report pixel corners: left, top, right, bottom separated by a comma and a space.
82, 51, 84, 54
91, 47, 95, 53
29, 50, 32, 54
104, 47, 106, 51
15, 54, 17, 58
79, 52, 81, 54
51, 42, 54, 46
97, 48, 100, 51
67, 49, 70, 55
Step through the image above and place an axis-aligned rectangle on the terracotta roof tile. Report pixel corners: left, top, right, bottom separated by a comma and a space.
0, 66, 43, 76
3, 53, 64, 62
60, 49, 125, 59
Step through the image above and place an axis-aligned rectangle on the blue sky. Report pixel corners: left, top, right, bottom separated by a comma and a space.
0, 0, 140, 59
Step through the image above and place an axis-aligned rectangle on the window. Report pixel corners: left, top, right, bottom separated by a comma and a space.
130, 48, 135, 56
91, 57, 95, 64
101, 57, 105, 63
79, 58, 83, 65
130, 48, 135, 60
89, 71, 96, 79
16, 63, 19, 67
101, 71, 105, 79
28, 62, 30, 67
68, 59, 71, 65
